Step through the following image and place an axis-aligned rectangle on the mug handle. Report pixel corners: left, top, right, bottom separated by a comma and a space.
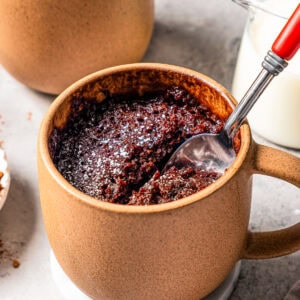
242, 142, 300, 259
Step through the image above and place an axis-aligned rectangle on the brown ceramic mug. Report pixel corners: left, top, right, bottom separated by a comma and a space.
0, 0, 154, 94
37, 64, 300, 300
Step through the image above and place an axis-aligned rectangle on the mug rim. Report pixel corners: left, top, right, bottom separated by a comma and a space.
38, 63, 251, 214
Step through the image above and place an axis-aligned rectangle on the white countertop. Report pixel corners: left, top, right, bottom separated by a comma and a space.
0, 1, 299, 299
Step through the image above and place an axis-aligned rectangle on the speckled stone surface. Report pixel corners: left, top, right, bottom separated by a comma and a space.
0, 0, 299, 299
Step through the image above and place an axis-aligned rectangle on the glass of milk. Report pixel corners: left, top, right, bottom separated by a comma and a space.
232, 0, 300, 149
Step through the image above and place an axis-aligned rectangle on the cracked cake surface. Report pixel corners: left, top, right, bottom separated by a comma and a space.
49, 86, 227, 205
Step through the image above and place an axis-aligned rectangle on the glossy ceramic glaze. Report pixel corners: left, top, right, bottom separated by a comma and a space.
0, 0, 154, 94
37, 64, 300, 300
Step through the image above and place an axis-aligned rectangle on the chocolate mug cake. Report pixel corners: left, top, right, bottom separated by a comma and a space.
49, 86, 229, 205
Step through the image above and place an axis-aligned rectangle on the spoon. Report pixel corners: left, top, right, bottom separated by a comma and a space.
164, 4, 300, 175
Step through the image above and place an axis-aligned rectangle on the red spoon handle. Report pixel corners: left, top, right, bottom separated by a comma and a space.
272, 4, 300, 60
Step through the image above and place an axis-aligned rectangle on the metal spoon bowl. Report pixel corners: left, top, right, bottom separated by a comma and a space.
164, 131, 236, 174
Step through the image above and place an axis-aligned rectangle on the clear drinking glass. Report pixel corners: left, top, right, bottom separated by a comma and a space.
232, 0, 300, 148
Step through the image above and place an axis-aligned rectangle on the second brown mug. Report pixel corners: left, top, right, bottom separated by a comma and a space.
37, 64, 300, 299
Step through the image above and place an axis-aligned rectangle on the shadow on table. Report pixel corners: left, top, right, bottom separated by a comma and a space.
0, 173, 37, 275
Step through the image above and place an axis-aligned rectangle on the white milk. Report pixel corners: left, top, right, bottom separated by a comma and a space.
232, 0, 300, 148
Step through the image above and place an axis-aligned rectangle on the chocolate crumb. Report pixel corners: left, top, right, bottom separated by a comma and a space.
12, 259, 20, 268
0, 237, 21, 269
27, 112, 32, 121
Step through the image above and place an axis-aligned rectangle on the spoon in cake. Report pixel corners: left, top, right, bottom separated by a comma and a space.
164, 4, 300, 175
